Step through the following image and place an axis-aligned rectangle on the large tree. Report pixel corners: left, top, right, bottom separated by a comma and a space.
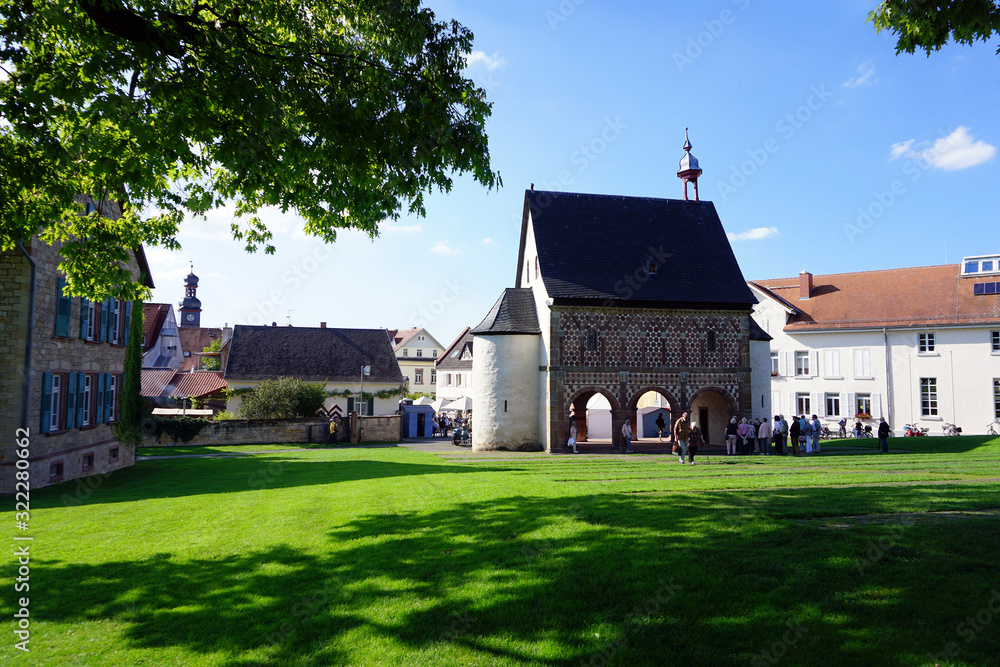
0, 0, 499, 301
868, 0, 1000, 55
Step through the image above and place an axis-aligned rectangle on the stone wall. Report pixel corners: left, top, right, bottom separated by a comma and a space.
141, 415, 401, 447
351, 415, 401, 443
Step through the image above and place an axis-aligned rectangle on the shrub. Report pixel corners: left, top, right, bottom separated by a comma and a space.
237, 377, 327, 419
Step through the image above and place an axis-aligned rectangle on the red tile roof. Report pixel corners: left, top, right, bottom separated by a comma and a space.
140, 369, 226, 398
142, 303, 171, 353
390, 327, 421, 349
141, 369, 175, 397
752, 264, 1000, 331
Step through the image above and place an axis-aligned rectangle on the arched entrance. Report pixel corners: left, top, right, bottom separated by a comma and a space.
625, 388, 681, 452
689, 387, 738, 447
566, 387, 620, 452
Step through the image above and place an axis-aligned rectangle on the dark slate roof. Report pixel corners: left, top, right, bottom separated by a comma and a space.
518, 190, 755, 308
471, 288, 541, 335
224, 325, 404, 383
142, 303, 171, 353
436, 327, 474, 370
748, 317, 772, 341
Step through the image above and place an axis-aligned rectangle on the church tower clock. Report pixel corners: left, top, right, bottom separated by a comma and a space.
179, 265, 202, 328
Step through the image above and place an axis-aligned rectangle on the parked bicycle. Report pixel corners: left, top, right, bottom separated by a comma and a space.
903, 423, 928, 437
942, 423, 962, 436
988, 422, 1000, 436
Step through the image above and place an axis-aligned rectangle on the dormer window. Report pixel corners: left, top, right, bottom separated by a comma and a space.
647, 258, 659, 275
963, 255, 1000, 275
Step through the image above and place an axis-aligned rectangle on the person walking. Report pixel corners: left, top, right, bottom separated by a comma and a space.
326, 417, 339, 446
757, 417, 771, 455
877, 417, 890, 453
688, 421, 702, 465
568, 419, 579, 454
673, 411, 691, 463
656, 413, 667, 443
725, 417, 739, 456
811, 415, 822, 454
789, 416, 802, 455
737, 418, 752, 455
622, 419, 633, 454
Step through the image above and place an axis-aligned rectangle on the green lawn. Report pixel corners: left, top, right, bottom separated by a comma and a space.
4, 437, 1000, 666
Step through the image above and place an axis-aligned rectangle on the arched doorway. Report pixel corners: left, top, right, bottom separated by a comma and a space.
566, 387, 620, 452
626, 388, 680, 452
689, 387, 737, 447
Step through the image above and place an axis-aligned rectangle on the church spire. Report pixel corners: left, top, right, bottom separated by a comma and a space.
677, 128, 703, 201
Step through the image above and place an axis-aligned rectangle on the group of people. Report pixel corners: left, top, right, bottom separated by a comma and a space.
763, 415, 823, 455
614, 412, 703, 463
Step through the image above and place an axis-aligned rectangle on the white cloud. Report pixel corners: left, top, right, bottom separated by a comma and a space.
889, 126, 996, 170
430, 241, 460, 255
381, 222, 423, 233
843, 62, 876, 88
727, 227, 779, 242
481, 237, 494, 245
464, 50, 506, 71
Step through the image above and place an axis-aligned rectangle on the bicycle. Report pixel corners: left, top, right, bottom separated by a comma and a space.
904, 423, 928, 437
986, 422, 1000, 436
942, 423, 962, 436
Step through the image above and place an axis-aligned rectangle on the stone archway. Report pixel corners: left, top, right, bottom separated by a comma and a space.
566, 387, 620, 452
688, 387, 738, 447
626, 387, 681, 450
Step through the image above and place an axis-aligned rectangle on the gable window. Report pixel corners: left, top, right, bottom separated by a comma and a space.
920, 378, 938, 416
587, 329, 597, 351
770, 352, 779, 376
402, 349, 408, 357
918, 333, 935, 353
418, 335, 425, 341
647, 258, 659, 276
794, 351, 810, 376
706, 330, 717, 353
992, 331, 999, 353
416, 349, 423, 357
414, 369, 423, 384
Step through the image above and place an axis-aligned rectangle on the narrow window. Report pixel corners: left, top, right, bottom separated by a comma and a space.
825, 394, 841, 417
587, 329, 597, 351
796, 393, 811, 415
83, 374, 92, 426
855, 394, 872, 418
920, 378, 938, 416
991, 331, 999, 352
770, 352, 779, 375
504, 400, 508, 413
794, 351, 810, 376
50, 374, 63, 431
707, 330, 716, 353
415, 369, 423, 384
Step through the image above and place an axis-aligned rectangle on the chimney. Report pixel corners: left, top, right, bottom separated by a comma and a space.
320, 322, 327, 328
799, 271, 813, 300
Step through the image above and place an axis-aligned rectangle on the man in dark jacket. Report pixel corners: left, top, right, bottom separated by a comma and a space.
877, 418, 891, 453
789, 417, 801, 455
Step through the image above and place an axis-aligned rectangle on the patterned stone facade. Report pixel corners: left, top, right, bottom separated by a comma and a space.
0, 234, 142, 494
548, 305, 752, 451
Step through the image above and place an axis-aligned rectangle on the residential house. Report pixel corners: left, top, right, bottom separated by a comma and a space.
387, 327, 443, 396
750, 258, 1000, 435
224, 324, 404, 417
142, 303, 183, 369
436, 327, 474, 403
0, 199, 153, 493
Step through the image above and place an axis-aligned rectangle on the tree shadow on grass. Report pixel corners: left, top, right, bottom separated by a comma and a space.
31, 456, 509, 509
17, 487, 1000, 666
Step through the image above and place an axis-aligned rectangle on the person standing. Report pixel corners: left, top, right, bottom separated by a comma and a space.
757, 417, 771, 455
737, 418, 752, 455
811, 415, 822, 453
801, 416, 814, 454
656, 413, 667, 443
789, 416, 802, 455
748, 418, 759, 454
622, 419, 633, 454
326, 417, 340, 446
877, 417, 890, 453
688, 421, 702, 465
725, 417, 739, 456
673, 411, 691, 464
568, 419, 579, 454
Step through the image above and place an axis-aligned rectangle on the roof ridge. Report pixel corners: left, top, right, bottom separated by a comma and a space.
753, 262, 961, 283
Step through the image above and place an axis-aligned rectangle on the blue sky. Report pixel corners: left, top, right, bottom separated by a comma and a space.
147, 1, 1000, 348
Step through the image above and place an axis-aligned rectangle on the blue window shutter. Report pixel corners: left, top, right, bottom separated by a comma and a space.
99, 299, 108, 343
123, 301, 132, 346
96, 373, 106, 424
55, 277, 71, 336
105, 299, 115, 343
104, 373, 113, 423
67, 372, 78, 428
40, 372, 53, 433
80, 299, 90, 339
77, 373, 86, 427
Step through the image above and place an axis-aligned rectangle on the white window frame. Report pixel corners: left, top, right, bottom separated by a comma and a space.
414, 369, 423, 385
991, 331, 1000, 354
856, 393, 872, 418
402, 349, 408, 357
83, 374, 93, 426
920, 378, 938, 417
794, 351, 810, 376
825, 393, 840, 417
108, 375, 117, 422
853, 349, 871, 379
795, 393, 811, 415
823, 350, 841, 378
87, 301, 96, 341
994, 379, 1000, 419
416, 349, 423, 358
456, 375, 462, 387
770, 352, 779, 376
50, 374, 62, 431
430, 369, 436, 384
918, 332, 935, 354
